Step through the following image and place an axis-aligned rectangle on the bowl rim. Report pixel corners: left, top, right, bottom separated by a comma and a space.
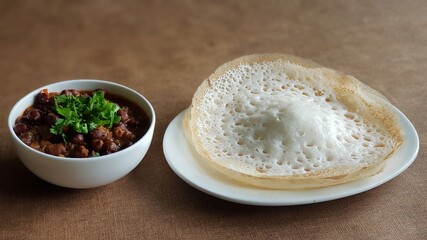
8, 79, 156, 162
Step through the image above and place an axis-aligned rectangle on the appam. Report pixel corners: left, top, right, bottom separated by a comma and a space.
185, 54, 403, 189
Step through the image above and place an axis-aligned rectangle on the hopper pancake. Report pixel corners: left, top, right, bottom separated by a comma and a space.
185, 54, 403, 189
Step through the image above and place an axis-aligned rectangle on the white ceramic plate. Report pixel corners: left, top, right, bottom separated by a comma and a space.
163, 108, 419, 206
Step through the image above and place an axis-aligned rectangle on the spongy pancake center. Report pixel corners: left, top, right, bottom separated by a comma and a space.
195, 62, 394, 176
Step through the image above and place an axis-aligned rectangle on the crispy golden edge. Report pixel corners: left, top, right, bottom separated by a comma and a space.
208, 53, 323, 85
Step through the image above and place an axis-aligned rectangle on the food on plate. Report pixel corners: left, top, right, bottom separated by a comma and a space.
13, 89, 150, 157
184, 54, 403, 189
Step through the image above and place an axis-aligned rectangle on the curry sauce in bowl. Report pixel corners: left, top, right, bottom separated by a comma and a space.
13, 89, 150, 158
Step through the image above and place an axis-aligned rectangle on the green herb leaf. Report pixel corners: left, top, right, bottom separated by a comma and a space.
49, 90, 121, 141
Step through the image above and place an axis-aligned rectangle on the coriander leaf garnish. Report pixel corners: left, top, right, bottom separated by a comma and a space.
50, 90, 121, 142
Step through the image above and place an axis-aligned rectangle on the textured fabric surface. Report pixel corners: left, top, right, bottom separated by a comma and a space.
0, 0, 426, 239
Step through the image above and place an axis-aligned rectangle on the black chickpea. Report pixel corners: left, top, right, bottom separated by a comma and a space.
13, 89, 150, 157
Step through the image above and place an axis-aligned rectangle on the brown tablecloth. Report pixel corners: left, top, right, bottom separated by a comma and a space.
1, 0, 426, 239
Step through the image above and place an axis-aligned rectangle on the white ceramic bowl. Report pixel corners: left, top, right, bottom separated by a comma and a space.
8, 80, 155, 188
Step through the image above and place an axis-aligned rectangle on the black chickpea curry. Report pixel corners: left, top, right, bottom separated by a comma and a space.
13, 89, 150, 158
